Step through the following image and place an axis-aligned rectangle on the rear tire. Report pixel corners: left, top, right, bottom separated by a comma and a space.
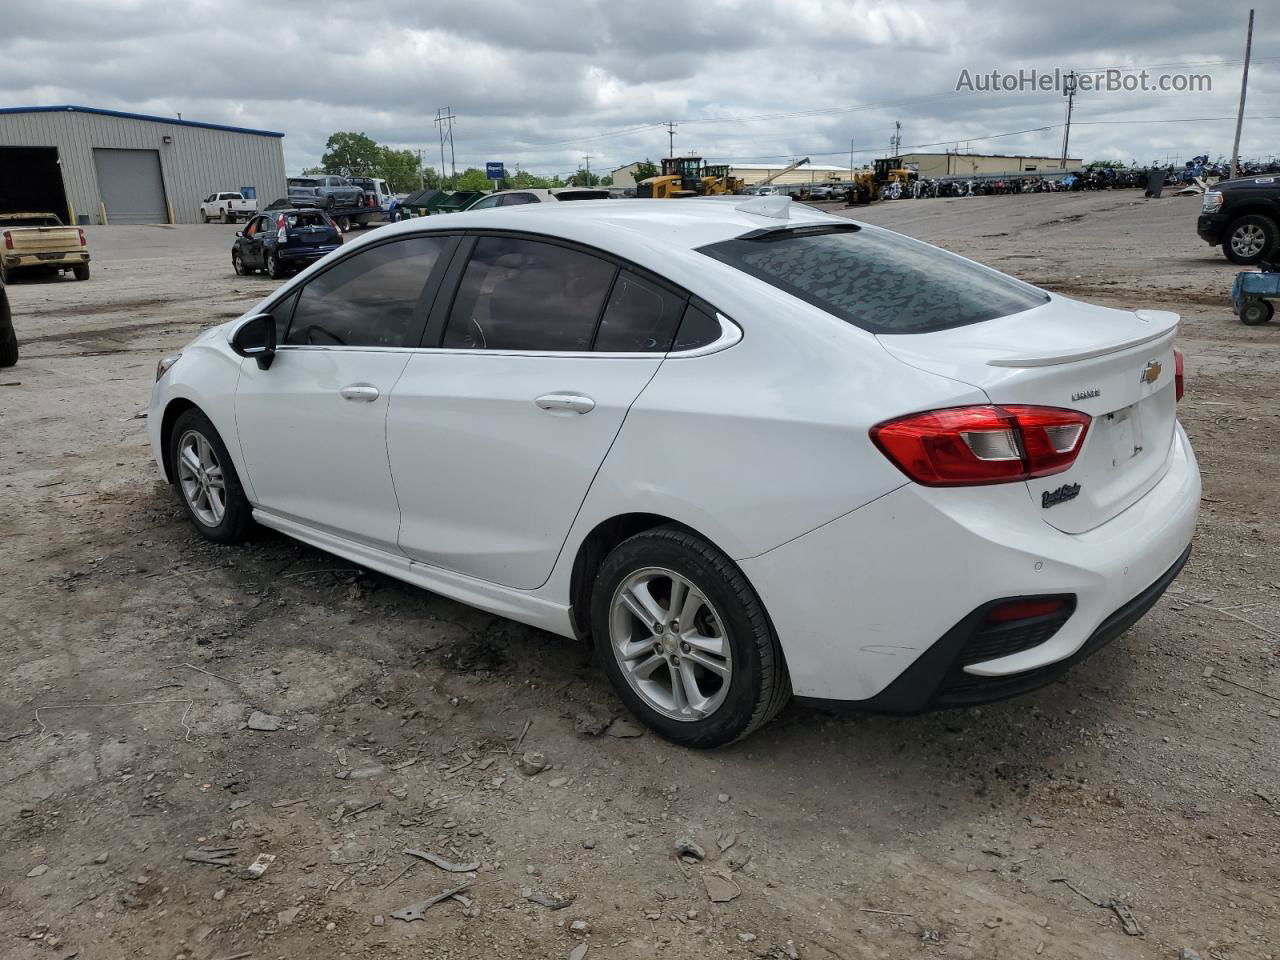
1224, 214, 1278, 265
73, 264, 90, 281
590, 526, 790, 748
266, 250, 285, 279
169, 408, 254, 544
1240, 299, 1275, 325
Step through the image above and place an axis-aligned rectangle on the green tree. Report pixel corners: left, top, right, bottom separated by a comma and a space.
631, 159, 660, 183
599, 175, 613, 186
378, 147, 421, 192
321, 132, 382, 176
449, 167, 493, 192
567, 168, 601, 186
300, 165, 325, 175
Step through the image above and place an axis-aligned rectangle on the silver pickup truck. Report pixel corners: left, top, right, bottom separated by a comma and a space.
287, 175, 366, 210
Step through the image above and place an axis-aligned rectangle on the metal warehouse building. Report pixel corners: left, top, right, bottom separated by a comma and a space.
0, 105, 287, 225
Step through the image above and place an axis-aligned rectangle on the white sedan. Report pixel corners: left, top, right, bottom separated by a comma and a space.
150, 197, 1200, 747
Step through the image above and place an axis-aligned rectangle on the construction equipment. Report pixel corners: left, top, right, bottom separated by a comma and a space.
636, 157, 704, 198
754, 157, 810, 188
637, 157, 749, 198
702, 164, 744, 195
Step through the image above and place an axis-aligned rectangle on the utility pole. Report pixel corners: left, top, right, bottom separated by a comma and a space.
434, 107, 457, 180
1060, 70, 1078, 170
1230, 8, 1255, 180
582, 154, 592, 184
890, 121, 901, 155
665, 121, 677, 157
849, 137, 854, 180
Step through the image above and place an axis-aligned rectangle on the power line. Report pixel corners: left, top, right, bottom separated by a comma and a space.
704, 115, 1280, 162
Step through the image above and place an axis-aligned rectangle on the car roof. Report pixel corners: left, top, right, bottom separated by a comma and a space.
340, 198, 844, 295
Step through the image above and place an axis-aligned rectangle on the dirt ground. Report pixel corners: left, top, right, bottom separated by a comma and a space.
1, 191, 1277, 960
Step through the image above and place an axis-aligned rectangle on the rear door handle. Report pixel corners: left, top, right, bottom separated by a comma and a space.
340, 383, 380, 402
535, 393, 595, 414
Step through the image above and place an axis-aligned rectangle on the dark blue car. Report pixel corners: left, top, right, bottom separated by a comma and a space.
232, 208, 342, 279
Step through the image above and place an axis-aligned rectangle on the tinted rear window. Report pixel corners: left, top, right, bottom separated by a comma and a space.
698, 225, 1048, 334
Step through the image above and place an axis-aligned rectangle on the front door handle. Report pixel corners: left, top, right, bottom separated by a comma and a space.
340, 383, 380, 402
535, 393, 595, 414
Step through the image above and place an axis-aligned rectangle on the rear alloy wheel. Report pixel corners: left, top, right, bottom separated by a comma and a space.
1240, 299, 1275, 325
265, 251, 285, 279
220, 209, 230, 224
1224, 215, 1278, 265
591, 526, 790, 747
170, 409, 254, 543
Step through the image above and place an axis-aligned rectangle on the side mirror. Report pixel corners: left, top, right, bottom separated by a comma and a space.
235, 230, 243, 238
231, 313, 277, 370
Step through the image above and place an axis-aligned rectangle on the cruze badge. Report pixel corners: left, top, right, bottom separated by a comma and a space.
1140, 360, 1162, 385
1042, 483, 1081, 508
1071, 388, 1101, 401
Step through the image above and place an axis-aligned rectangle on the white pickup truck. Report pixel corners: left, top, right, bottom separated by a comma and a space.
200, 192, 257, 224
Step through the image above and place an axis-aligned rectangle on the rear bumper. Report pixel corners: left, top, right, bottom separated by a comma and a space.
1197, 212, 1227, 245
797, 543, 1190, 712
741, 423, 1200, 704
4, 251, 90, 269
279, 245, 339, 261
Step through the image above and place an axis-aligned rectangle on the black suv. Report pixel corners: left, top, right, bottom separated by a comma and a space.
1198, 175, 1280, 264
232, 209, 342, 279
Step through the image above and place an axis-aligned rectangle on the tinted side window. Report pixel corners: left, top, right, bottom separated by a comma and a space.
499, 193, 538, 206
285, 236, 449, 347
593, 271, 683, 352
442, 237, 615, 351
673, 303, 723, 351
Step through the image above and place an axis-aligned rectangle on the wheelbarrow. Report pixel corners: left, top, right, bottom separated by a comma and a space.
1232, 262, 1278, 325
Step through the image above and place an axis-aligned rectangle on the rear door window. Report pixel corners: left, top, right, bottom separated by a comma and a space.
284, 236, 451, 348
442, 236, 615, 351
698, 224, 1047, 334
593, 271, 683, 352
498, 193, 539, 206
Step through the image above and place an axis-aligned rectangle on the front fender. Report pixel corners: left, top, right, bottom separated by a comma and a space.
149, 335, 251, 500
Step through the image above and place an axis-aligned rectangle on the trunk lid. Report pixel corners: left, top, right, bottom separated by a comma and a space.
878, 296, 1180, 533
5, 225, 82, 254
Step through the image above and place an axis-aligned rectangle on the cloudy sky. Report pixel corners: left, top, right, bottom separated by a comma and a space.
2, 0, 1275, 177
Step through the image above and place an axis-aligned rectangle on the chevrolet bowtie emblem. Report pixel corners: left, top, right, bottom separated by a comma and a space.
1140, 360, 1162, 385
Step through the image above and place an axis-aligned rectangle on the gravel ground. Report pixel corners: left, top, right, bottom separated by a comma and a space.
1, 191, 1277, 960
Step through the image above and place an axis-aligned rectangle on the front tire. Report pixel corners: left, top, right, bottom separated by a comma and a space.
232, 251, 249, 276
590, 526, 790, 748
1224, 214, 1278, 265
169, 409, 254, 544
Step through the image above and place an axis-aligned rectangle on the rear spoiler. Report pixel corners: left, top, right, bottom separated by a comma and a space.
987, 311, 1178, 367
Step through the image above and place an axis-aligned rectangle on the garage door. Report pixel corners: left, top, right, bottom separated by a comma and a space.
93, 148, 167, 224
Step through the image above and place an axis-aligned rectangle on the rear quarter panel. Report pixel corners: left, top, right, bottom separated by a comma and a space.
552, 275, 990, 572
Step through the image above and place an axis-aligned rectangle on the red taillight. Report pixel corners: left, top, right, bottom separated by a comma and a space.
77, 228, 86, 246
871, 404, 1091, 487
987, 598, 1067, 622
277, 214, 287, 242
1174, 348, 1184, 402
2, 231, 11, 250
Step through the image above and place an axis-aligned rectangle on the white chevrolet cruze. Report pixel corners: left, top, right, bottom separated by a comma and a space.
151, 197, 1200, 747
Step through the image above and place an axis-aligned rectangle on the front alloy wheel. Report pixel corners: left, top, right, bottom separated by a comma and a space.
168, 408, 254, 543
177, 429, 227, 528
610, 567, 733, 721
